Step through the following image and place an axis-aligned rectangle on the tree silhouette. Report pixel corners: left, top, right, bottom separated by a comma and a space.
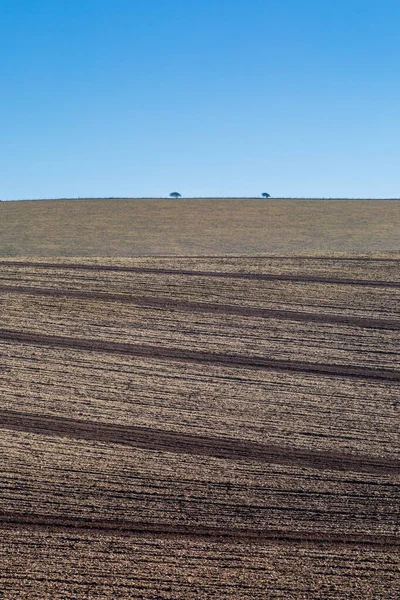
169, 192, 182, 198
261, 193, 271, 198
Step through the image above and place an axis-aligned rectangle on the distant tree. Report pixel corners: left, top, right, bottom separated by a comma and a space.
169, 192, 182, 198
261, 193, 271, 198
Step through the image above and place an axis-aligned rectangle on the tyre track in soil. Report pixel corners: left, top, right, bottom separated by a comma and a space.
1, 409, 399, 476
1, 329, 399, 381
0, 515, 399, 549
0, 261, 399, 287
0, 285, 398, 330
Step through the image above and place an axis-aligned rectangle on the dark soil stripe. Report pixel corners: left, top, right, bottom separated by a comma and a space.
1, 409, 399, 475
0, 284, 398, 330
0, 513, 398, 548
0, 328, 398, 381
0, 261, 398, 287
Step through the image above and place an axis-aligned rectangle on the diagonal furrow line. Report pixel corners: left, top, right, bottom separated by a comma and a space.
0, 328, 399, 381
0, 284, 398, 330
1, 409, 399, 475
0, 514, 399, 548
0, 261, 399, 287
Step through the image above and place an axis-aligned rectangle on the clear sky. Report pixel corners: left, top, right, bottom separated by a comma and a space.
1, 0, 399, 199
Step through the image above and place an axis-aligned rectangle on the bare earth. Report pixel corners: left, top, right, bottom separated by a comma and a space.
0, 256, 399, 598
0, 198, 399, 256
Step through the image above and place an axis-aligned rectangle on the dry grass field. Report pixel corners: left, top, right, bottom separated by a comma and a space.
0, 198, 399, 256
0, 256, 399, 598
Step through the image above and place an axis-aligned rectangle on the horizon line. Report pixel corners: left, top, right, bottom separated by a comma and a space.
2, 196, 400, 202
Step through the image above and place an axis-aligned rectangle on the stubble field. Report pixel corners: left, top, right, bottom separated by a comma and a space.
0, 198, 399, 256
0, 256, 399, 598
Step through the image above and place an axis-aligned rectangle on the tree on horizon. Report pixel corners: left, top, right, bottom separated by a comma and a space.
169, 192, 182, 198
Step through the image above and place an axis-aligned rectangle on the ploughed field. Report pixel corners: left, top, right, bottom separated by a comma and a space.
0, 256, 399, 599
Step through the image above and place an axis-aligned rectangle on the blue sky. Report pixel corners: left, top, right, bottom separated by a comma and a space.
1, 0, 399, 199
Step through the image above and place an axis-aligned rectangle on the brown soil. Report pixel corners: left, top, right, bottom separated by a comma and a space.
0, 198, 399, 256
0, 257, 399, 598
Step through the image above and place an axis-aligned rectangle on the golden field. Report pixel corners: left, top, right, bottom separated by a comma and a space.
0, 198, 399, 256
0, 257, 399, 598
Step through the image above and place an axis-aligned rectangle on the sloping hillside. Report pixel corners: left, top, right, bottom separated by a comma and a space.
0, 198, 399, 256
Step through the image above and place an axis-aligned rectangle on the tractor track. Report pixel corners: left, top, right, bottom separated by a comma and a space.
0, 328, 399, 381
0, 514, 398, 548
0, 284, 398, 330
0, 260, 399, 287
1, 409, 399, 475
